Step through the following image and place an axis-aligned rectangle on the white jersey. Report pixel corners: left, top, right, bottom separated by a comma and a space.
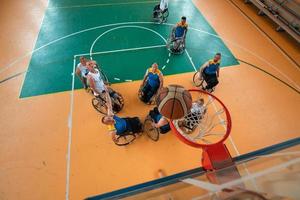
191, 102, 205, 115
88, 69, 106, 95
77, 63, 89, 77
160, 0, 168, 10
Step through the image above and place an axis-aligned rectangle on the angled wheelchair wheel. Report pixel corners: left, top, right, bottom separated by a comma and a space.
143, 118, 160, 141
111, 93, 125, 113
138, 87, 143, 101
114, 133, 136, 146
92, 97, 107, 114
193, 71, 204, 87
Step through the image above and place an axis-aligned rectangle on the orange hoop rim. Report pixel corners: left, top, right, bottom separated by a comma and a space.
170, 89, 232, 149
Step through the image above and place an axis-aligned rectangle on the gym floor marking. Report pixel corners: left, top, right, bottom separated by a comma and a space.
18, 0, 240, 98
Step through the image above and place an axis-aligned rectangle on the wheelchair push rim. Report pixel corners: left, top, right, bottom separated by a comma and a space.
92, 97, 107, 114
193, 71, 204, 87
114, 133, 136, 146
143, 118, 160, 141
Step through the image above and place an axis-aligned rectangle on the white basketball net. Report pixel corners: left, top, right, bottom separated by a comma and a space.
172, 96, 228, 145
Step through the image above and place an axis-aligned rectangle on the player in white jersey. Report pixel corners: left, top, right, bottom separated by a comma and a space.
76, 56, 89, 89
86, 61, 112, 110
153, 0, 168, 18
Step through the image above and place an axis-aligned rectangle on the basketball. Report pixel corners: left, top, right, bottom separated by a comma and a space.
156, 85, 192, 119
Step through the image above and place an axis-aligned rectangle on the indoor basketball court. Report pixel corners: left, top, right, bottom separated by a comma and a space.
0, 0, 299, 199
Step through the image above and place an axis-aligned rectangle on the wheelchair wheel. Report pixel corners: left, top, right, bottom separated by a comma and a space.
138, 87, 143, 101
193, 71, 204, 87
143, 118, 159, 141
114, 133, 136, 146
111, 93, 124, 113
92, 97, 107, 114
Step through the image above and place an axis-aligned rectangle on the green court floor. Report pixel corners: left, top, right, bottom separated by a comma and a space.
20, 0, 239, 98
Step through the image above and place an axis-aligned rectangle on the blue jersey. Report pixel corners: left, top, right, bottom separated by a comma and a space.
113, 115, 127, 135
147, 67, 162, 88
175, 22, 188, 38
204, 59, 220, 75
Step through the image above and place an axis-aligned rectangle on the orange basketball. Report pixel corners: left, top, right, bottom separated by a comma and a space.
156, 85, 192, 119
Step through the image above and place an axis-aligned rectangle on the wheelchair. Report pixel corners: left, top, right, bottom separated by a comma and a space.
192, 69, 217, 93
113, 117, 143, 146
153, 7, 169, 24
92, 88, 124, 114
143, 108, 171, 141
167, 36, 185, 54
138, 83, 158, 105
143, 116, 160, 141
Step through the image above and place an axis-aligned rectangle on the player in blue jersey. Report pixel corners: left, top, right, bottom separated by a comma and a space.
199, 53, 221, 92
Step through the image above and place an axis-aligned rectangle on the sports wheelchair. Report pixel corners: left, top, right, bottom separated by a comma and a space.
143, 108, 170, 141
113, 117, 143, 146
138, 83, 158, 105
92, 88, 124, 114
153, 5, 169, 23
167, 35, 185, 54
193, 69, 218, 93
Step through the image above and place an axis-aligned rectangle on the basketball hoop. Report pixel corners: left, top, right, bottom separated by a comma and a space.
170, 89, 233, 170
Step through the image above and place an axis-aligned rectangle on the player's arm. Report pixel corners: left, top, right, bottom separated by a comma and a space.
141, 70, 149, 86
76, 67, 82, 79
154, 117, 169, 128
216, 67, 220, 78
199, 61, 209, 73
103, 85, 113, 113
158, 73, 164, 91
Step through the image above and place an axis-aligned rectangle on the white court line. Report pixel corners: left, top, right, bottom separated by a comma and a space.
65, 57, 76, 200
89, 25, 167, 59
182, 157, 300, 192
75, 44, 166, 57
2, 21, 299, 91
48, 1, 158, 9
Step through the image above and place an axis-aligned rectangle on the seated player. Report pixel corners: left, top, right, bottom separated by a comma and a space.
199, 53, 221, 92
86, 61, 112, 109
75, 56, 89, 89
170, 16, 188, 52
140, 63, 164, 103
183, 98, 206, 131
149, 107, 171, 134
153, 0, 168, 18
102, 106, 142, 142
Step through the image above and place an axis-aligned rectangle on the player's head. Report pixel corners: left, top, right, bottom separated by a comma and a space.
181, 16, 187, 24
152, 63, 158, 72
86, 61, 96, 72
101, 116, 114, 125
80, 56, 87, 65
196, 98, 204, 106
214, 53, 221, 62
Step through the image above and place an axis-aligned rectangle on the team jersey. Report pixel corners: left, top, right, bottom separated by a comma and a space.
88, 69, 106, 94
175, 22, 188, 38
107, 115, 127, 135
204, 59, 220, 75
160, 0, 168, 10
77, 63, 89, 77
146, 67, 162, 88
